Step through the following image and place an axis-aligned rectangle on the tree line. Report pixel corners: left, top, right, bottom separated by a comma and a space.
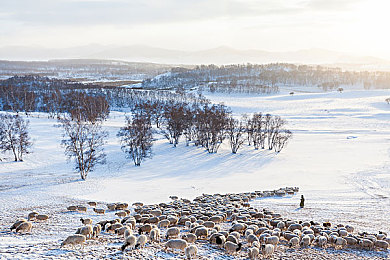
120, 100, 292, 167
142, 63, 390, 93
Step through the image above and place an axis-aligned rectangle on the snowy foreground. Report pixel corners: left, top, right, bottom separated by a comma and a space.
0, 89, 389, 259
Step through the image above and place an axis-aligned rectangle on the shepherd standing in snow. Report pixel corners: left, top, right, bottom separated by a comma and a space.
300, 195, 305, 208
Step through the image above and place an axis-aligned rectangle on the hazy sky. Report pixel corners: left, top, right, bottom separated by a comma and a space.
1, 0, 390, 58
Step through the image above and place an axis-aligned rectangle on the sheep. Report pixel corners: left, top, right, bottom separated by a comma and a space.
203, 221, 215, 229
343, 236, 357, 247
185, 245, 198, 259
107, 223, 123, 233
76, 225, 93, 239
80, 218, 92, 225
338, 229, 348, 237
10, 219, 27, 231
115, 203, 128, 210
150, 228, 161, 243
124, 218, 136, 229
36, 214, 49, 221
288, 223, 303, 232
224, 241, 242, 255
300, 235, 311, 247
374, 240, 388, 250
261, 244, 275, 258
158, 219, 170, 229
209, 216, 223, 224
345, 225, 354, 233
245, 229, 254, 237
27, 211, 39, 221
15, 221, 32, 233
334, 237, 347, 249
226, 235, 239, 244
315, 235, 328, 248
215, 234, 226, 248
115, 226, 131, 236
182, 233, 197, 243
230, 231, 240, 240
165, 239, 188, 252
247, 247, 260, 260
139, 224, 154, 234
87, 201, 97, 207
106, 203, 116, 211
77, 205, 87, 212
115, 211, 127, 218
93, 208, 105, 214
166, 227, 180, 239
247, 234, 259, 247
229, 223, 247, 233
195, 227, 208, 239
67, 205, 77, 211
61, 234, 86, 249
264, 235, 279, 248
151, 209, 162, 217
124, 229, 133, 238
93, 224, 102, 238
121, 235, 137, 251
276, 221, 286, 230
289, 237, 300, 248
135, 234, 148, 249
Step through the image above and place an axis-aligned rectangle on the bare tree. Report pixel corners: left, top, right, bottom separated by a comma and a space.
161, 103, 187, 147
273, 130, 292, 153
0, 114, 32, 161
117, 114, 153, 166
226, 116, 245, 154
59, 113, 107, 180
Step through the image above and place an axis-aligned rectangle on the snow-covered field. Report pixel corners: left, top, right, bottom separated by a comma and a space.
0, 88, 389, 258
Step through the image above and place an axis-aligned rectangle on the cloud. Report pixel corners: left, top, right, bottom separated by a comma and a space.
0, 0, 312, 27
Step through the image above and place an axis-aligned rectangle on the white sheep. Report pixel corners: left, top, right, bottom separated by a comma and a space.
264, 235, 279, 248
36, 214, 49, 221
61, 234, 86, 249
334, 237, 347, 249
289, 237, 299, 248
374, 240, 388, 250
247, 247, 260, 259
10, 219, 27, 231
247, 234, 259, 247
300, 235, 311, 247
165, 239, 188, 252
15, 221, 32, 233
195, 227, 208, 239
224, 241, 242, 255
80, 218, 92, 225
150, 228, 161, 243
166, 227, 180, 239
76, 225, 93, 239
93, 224, 102, 238
229, 223, 247, 233
27, 211, 39, 221
121, 235, 137, 251
135, 234, 148, 249
184, 245, 198, 259
115, 226, 131, 236
182, 233, 197, 243
93, 208, 105, 214
315, 235, 328, 248
261, 244, 275, 258
158, 219, 170, 229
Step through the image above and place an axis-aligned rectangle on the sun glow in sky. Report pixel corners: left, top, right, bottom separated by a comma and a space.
1, 0, 390, 58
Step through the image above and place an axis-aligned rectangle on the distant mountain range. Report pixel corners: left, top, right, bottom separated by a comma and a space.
1, 44, 390, 69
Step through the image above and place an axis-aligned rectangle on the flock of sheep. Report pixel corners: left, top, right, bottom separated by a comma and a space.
9, 187, 390, 259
